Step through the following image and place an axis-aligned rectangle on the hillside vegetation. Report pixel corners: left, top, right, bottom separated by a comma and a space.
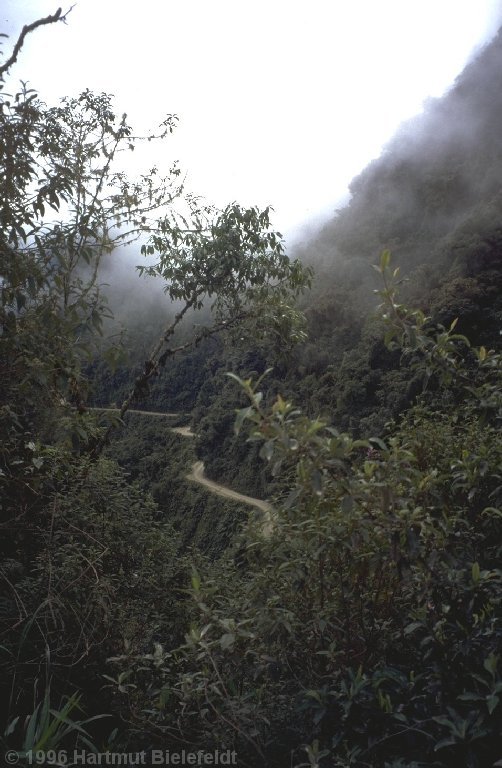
1, 13, 501, 768
100, 30, 502, 499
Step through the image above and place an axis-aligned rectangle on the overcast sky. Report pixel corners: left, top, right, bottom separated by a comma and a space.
3, 1, 502, 244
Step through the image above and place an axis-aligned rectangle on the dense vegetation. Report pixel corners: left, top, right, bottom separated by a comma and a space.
1, 12, 501, 768
98, 30, 502, 498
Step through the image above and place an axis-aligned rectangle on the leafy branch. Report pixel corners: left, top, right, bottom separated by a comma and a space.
89, 204, 312, 457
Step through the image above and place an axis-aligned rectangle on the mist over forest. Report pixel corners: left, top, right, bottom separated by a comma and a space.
2, 11, 502, 768
92, 26, 502, 494
97, 25, 502, 359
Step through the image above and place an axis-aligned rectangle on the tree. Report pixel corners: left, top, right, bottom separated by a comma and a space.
0, 10, 311, 748
0, 11, 191, 734
0, 9, 311, 453
92, 201, 311, 455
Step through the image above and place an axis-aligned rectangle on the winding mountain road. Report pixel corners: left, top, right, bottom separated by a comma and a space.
90, 407, 274, 533
187, 460, 272, 511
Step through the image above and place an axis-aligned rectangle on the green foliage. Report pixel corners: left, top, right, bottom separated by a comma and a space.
142, 202, 310, 309
120, 258, 502, 766
1, 18, 312, 749
102, 412, 250, 556
96, 200, 313, 455
0, 76, 181, 470
2, 686, 107, 763
4, 12, 502, 767
0, 450, 189, 716
95, 26, 502, 501
0, 66, 191, 728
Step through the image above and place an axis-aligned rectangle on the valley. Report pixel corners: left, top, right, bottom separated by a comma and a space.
2, 15, 502, 767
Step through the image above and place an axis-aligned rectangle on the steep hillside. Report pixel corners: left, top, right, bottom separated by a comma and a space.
303, 27, 502, 278
3, 14, 502, 766
187, 29, 502, 490
91, 29, 502, 496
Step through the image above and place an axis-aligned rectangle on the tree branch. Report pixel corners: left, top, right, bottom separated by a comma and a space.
87, 307, 251, 459
0, 7, 71, 78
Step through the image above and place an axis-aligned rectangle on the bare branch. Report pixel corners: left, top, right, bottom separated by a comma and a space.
0, 7, 71, 78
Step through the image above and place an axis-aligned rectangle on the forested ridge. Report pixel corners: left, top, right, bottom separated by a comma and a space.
1, 12, 501, 768
95, 28, 502, 498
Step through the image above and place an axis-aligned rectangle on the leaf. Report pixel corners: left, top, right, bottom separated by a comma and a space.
380, 250, 391, 271
404, 621, 423, 636
458, 692, 482, 702
220, 633, 235, 650
311, 469, 323, 497
369, 437, 388, 451
234, 406, 254, 435
4, 715, 20, 737
434, 737, 457, 751
484, 653, 499, 678
472, 562, 481, 583
191, 571, 201, 592
260, 441, 274, 462
158, 686, 170, 708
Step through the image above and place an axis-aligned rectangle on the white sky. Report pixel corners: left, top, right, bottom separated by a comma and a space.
2, 1, 502, 244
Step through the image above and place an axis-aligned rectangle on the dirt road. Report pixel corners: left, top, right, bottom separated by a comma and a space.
171, 426, 195, 437
186, 461, 274, 536
90, 406, 274, 533
187, 460, 272, 514
90, 407, 180, 418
